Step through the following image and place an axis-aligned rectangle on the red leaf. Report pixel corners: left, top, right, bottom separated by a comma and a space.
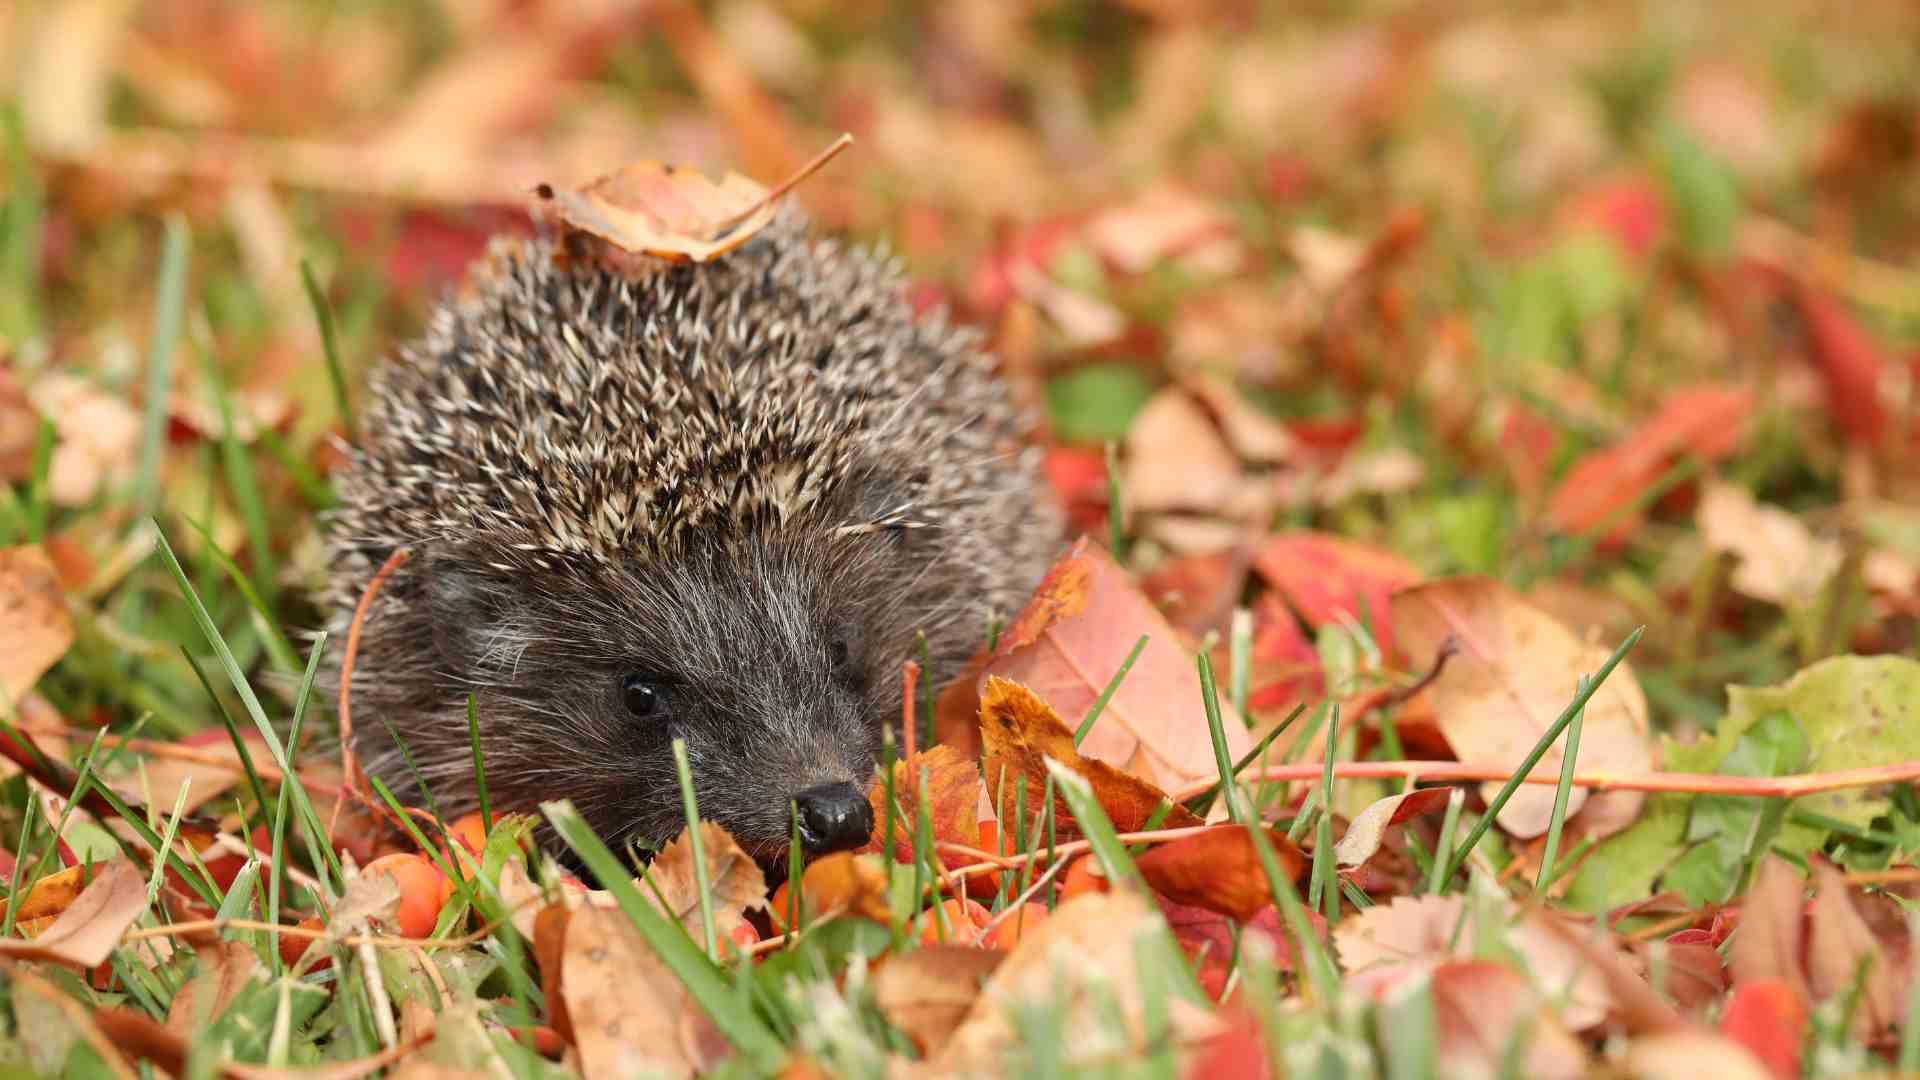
1545, 384, 1754, 540
1183, 1008, 1272, 1080
1566, 174, 1666, 260
1253, 532, 1421, 659
1794, 287, 1889, 448
1719, 979, 1806, 1080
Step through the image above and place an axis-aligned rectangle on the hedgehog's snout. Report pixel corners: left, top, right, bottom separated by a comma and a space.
793, 782, 874, 854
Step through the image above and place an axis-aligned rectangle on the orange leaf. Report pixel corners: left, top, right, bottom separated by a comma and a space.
796, 852, 892, 924
978, 676, 1202, 839
1253, 532, 1421, 659
644, 822, 767, 942
861, 744, 986, 865
0, 544, 74, 705
1134, 823, 1306, 922
984, 538, 1252, 789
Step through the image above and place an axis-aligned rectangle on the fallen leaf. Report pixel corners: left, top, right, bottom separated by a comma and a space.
0, 545, 74, 706
1698, 483, 1843, 606
1424, 962, 1588, 1080
1545, 384, 1753, 540
1333, 788, 1453, 867
1719, 978, 1806, 1080
0, 859, 146, 967
937, 891, 1219, 1070
1333, 893, 1619, 1031
164, 940, 260, 1036
1134, 824, 1307, 921
562, 905, 714, 1079
1391, 578, 1653, 839
795, 852, 892, 924
1793, 286, 1889, 448
1621, 1031, 1776, 1080
25, 374, 141, 508
983, 539, 1252, 790
1253, 532, 1421, 660
0, 861, 90, 925
861, 744, 985, 865
536, 135, 849, 266
870, 946, 1005, 1057
978, 676, 1202, 838
1806, 858, 1906, 1041
1123, 389, 1246, 515
644, 822, 766, 941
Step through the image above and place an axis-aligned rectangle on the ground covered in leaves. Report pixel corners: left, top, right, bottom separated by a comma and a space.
2, 1, 1920, 1077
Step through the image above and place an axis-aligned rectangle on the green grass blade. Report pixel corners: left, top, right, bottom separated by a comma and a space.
302, 258, 356, 442
670, 738, 719, 956
1074, 633, 1149, 746
136, 217, 191, 516
1534, 676, 1588, 893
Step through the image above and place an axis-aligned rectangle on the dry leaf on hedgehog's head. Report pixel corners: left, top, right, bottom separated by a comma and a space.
536, 134, 852, 265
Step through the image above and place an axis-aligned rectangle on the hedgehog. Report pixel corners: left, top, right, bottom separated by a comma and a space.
321, 212, 1063, 865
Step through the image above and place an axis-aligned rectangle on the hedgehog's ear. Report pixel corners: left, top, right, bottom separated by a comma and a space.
415, 545, 520, 668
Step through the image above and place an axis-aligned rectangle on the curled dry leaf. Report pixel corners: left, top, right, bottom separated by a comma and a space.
1806, 858, 1907, 1042
0, 859, 147, 968
983, 538, 1252, 791
1698, 483, 1843, 607
979, 676, 1201, 838
1390, 577, 1653, 839
645, 821, 767, 940
0, 545, 75, 706
936, 891, 1219, 1071
861, 744, 986, 865
870, 945, 1005, 1058
1333, 787, 1453, 867
1133, 823, 1306, 922
536, 134, 851, 266
562, 905, 720, 1080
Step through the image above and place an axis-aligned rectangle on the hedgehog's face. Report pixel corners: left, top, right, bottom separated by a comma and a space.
408, 533, 937, 865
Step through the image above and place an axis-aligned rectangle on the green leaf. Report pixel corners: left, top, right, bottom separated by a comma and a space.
1046, 363, 1156, 443
1660, 711, 1808, 903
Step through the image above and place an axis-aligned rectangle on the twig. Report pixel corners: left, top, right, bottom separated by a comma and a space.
333, 548, 410, 844
1168, 759, 1920, 801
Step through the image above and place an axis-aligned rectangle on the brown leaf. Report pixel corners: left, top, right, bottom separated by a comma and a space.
1698, 483, 1842, 607
536, 135, 850, 266
0, 545, 74, 706
870, 946, 1005, 1058
1123, 389, 1246, 515
983, 539, 1252, 790
0, 862, 90, 925
1390, 578, 1653, 839
562, 905, 713, 1079
533, 903, 574, 1045
1333, 788, 1453, 867
164, 940, 260, 1036
645, 822, 767, 941
13, 968, 137, 1079
0, 859, 147, 967
979, 676, 1202, 839
1424, 962, 1588, 1080
1807, 858, 1907, 1041
1134, 824, 1306, 922
1729, 857, 1813, 1000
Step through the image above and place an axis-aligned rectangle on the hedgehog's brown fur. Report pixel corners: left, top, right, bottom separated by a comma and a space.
322, 214, 1062, 859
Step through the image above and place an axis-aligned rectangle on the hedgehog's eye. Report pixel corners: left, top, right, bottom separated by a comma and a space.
620, 674, 670, 721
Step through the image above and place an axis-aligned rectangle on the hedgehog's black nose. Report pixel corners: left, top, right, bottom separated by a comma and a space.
794, 782, 873, 855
